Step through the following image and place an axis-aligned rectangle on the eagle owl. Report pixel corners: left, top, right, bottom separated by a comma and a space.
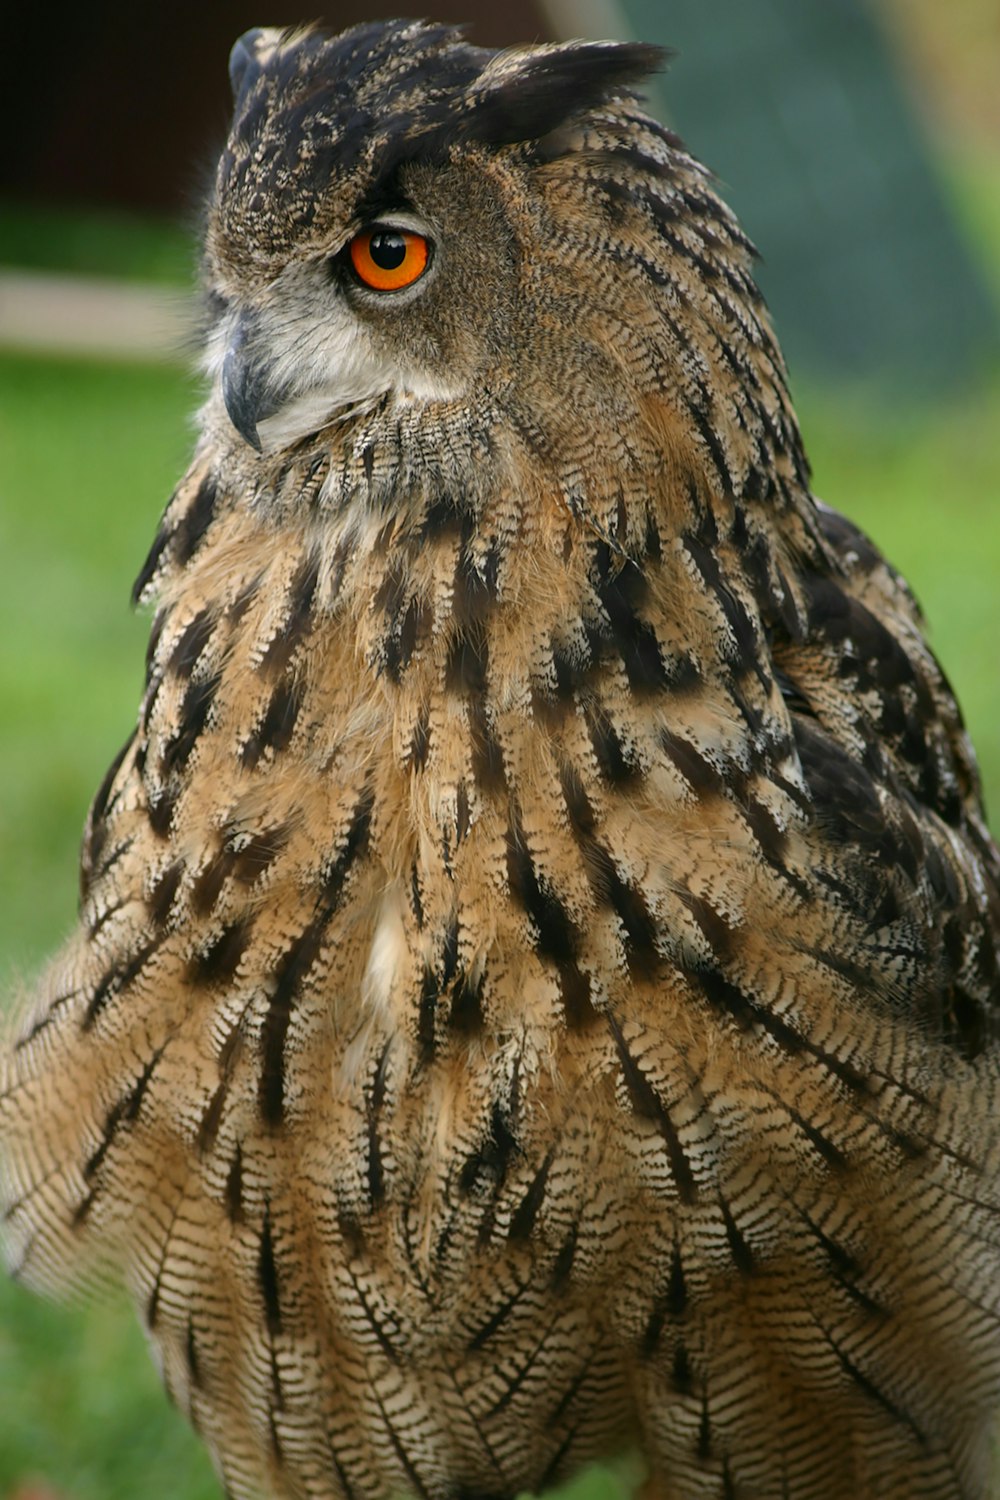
3, 20, 1000, 1500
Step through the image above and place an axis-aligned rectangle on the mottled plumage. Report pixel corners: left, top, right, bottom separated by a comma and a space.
3, 20, 1000, 1500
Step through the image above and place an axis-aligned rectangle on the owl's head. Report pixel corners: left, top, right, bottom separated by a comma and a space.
203, 20, 806, 516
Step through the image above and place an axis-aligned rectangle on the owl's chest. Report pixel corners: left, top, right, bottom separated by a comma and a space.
284, 996, 650, 1496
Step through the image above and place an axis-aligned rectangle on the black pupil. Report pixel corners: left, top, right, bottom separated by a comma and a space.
369, 232, 407, 270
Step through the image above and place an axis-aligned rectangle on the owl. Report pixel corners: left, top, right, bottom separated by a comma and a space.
3, 18, 1000, 1500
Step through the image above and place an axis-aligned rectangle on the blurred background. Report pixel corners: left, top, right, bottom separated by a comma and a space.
1, 1, 997, 1497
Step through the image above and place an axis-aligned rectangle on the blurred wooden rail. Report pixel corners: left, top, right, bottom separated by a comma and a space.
0, 269, 195, 362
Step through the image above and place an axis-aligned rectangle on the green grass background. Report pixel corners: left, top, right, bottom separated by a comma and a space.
1, 33, 999, 1499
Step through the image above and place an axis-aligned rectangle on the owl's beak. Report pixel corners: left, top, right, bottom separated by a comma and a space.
221, 315, 281, 452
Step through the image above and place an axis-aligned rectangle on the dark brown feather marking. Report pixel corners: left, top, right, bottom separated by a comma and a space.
683, 532, 760, 675
551, 1223, 579, 1290
460, 1103, 519, 1214
592, 547, 673, 695
642, 1242, 688, 1355
260, 555, 320, 676
186, 1315, 203, 1389
231, 824, 289, 885
584, 705, 642, 786
821, 1325, 925, 1443
606, 1011, 696, 1203
658, 729, 726, 799
449, 968, 485, 1034
366, 1041, 391, 1208
192, 846, 236, 917
586, 842, 660, 979
259, 914, 329, 1127
506, 810, 579, 966
170, 610, 216, 679
225, 1142, 245, 1224
197, 1081, 229, 1154
175, 474, 218, 566
84, 1046, 164, 1182
85, 938, 161, 1029
409, 703, 431, 768
258, 1205, 282, 1336
678, 889, 736, 964
718, 1194, 754, 1275
84, 732, 136, 880
241, 672, 305, 769
383, 593, 430, 680
322, 785, 375, 905
258, 788, 373, 1124
508, 1151, 553, 1240
672, 1337, 694, 1396
132, 521, 171, 605
148, 860, 185, 927
161, 672, 223, 778
453, 537, 501, 626
189, 919, 253, 987
445, 622, 489, 696
147, 787, 178, 838
417, 920, 459, 1058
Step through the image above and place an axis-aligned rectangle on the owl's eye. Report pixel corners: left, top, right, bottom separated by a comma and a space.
348, 227, 430, 292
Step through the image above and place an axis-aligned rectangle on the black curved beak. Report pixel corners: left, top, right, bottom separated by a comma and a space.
221, 314, 281, 452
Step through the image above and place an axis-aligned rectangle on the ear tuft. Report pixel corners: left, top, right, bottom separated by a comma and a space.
228, 28, 265, 103
464, 41, 670, 149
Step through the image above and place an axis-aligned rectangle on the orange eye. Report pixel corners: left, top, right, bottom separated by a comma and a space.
348, 227, 430, 291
